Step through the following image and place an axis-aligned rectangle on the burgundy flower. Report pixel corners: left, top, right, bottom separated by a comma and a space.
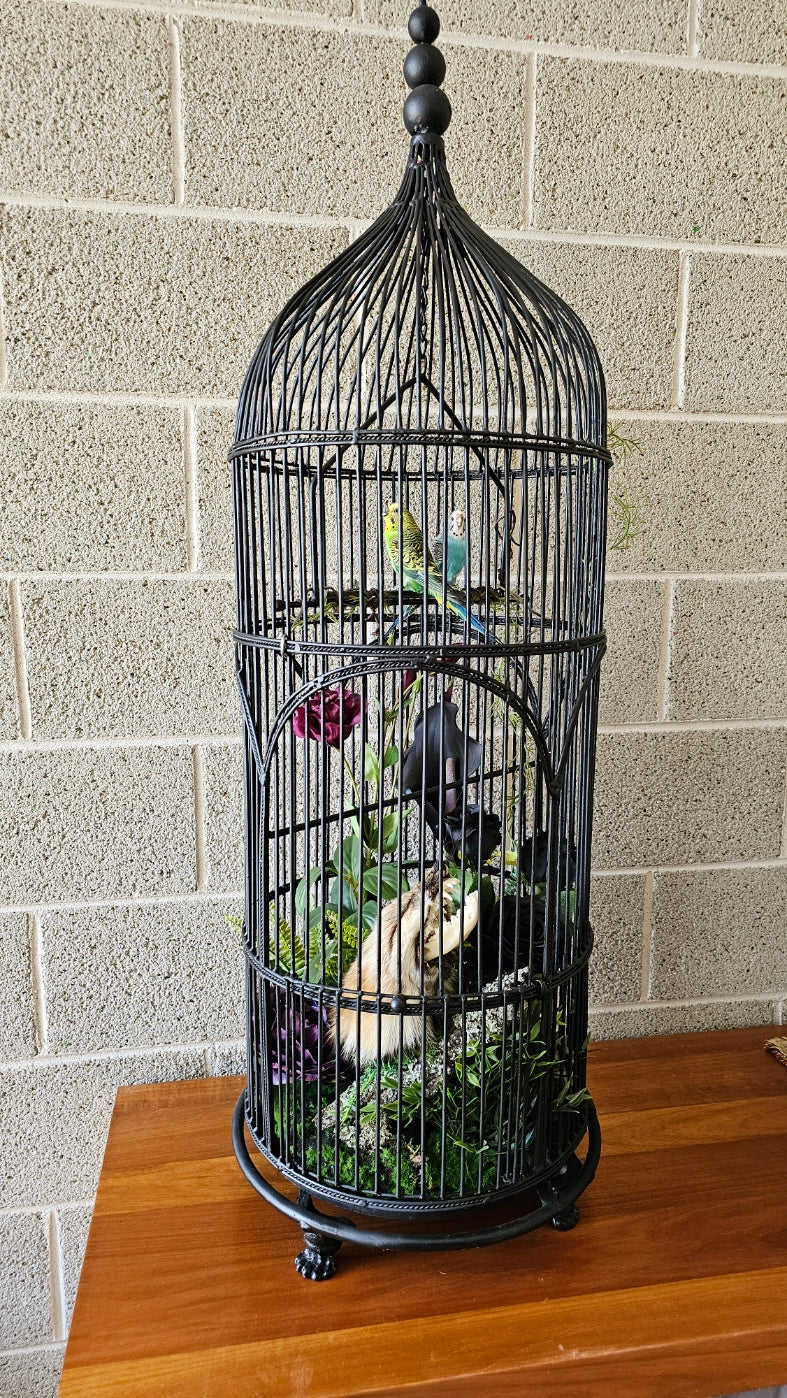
402, 670, 417, 696
292, 687, 363, 749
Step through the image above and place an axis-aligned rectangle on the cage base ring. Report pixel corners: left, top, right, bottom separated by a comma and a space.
232, 1091, 601, 1276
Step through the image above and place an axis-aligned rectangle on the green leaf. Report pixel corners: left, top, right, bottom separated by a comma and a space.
380, 811, 400, 854
329, 876, 357, 916
383, 746, 399, 769
379, 863, 408, 900
340, 832, 359, 870
361, 900, 379, 932
363, 743, 379, 785
295, 867, 322, 919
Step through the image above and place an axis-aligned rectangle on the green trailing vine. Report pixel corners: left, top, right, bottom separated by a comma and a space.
608, 423, 647, 553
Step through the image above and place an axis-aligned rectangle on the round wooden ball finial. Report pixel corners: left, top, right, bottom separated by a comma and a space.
403, 83, 452, 135
403, 42, 446, 90
403, 5, 450, 136
408, 4, 440, 43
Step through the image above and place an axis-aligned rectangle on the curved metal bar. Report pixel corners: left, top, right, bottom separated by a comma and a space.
232, 1091, 601, 1249
255, 658, 557, 794
230, 428, 612, 465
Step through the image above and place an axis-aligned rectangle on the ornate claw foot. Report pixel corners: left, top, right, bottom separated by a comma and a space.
539, 1153, 583, 1231
295, 1225, 342, 1281
551, 1202, 580, 1231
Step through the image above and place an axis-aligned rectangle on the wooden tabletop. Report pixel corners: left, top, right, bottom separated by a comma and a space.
60, 1025, 787, 1397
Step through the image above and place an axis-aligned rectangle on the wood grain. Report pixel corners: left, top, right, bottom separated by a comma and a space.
60, 1025, 787, 1397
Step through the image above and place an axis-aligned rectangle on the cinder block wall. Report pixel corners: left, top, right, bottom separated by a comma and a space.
1, 0, 785, 1387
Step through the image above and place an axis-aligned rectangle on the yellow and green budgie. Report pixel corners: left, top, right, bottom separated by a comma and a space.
383, 501, 494, 640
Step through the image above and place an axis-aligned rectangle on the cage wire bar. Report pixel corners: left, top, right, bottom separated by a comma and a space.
231, 1, 608, 1279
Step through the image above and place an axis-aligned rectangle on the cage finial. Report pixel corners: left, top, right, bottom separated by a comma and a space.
403, 5, 451, 136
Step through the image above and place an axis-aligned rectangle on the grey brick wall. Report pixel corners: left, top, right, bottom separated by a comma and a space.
0, 0, 785, 1387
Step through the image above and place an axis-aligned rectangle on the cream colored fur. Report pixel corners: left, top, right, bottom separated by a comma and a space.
331, 868, 479, 1065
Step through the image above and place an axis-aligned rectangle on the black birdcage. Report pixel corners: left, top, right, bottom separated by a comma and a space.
231, 3, 608, 1280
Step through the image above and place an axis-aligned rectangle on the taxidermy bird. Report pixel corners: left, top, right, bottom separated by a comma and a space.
383, 502, 493, 641
331, 867, 479, 1065
431, 507, 467, 586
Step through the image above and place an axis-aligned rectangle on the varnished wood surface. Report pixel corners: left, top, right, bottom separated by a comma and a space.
60, 1026, 787, 1397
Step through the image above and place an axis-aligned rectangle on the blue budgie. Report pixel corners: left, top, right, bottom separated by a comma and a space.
431, 507, 467, 586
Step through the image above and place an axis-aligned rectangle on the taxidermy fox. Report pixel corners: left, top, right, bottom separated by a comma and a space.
331, 866, 478, 1065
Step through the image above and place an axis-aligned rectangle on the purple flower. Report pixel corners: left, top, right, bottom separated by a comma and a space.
292, 687, 363, 749
270, 992, 336, 1085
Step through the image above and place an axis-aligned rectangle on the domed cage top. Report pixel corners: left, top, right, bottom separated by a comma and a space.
231, 2, 609, 1279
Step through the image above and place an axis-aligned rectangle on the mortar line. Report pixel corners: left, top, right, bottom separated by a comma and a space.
182, 404, 200, 570
0, 387, 238, 410
0, 189, 357, 231
1, 890, 242, 915
0, 267, 7, 390
670, 251, 691, 410
605, 571, 787, 583
0, 717, 784, 754
2, 567, 781, 586
0, 856, 783, 922
203, 1045, 217, 1075
4, 387, 787, 423
609, 408, 787, 423
500, 227, 787, 258
39, 0, 787, 78
780, 765, 787, 859
521, 52, 537, 229
597, 716, 787, 733
0, 570, 234, 583
46, 1210, 67, 1343
29, 913, 49, 1055
4, 568, 781, 583
687, 0, 700, 58
0, 1344, 67, 1360
345, 218, 369, 243
0, 734, 241, 751
2, 1038, 241, 1071
640, 870, 655, 1000
657, 577, 675, 721
8, 579, 32, 740
0, 1199, 95, 1219
590, 991, 780, 1011
6, 189, 787, 260
167, 16, 186, 205
592, 857, 787, 875
192, 744, 207, 891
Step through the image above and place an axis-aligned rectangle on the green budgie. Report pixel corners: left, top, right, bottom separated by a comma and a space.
383, 501, 493, 641
431, 507, 467, 586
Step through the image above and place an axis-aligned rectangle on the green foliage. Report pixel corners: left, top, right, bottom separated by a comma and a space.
351, 1007, 587, 1196
262, 900, 358, 987
291, 675, 420, 975
608, 423, 647, 553
275, 1003, 589, 1200
609, 485, 647, 553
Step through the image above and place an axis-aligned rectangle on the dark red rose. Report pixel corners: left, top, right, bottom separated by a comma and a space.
402, 670, 417, 696
292, 687, 363, 749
